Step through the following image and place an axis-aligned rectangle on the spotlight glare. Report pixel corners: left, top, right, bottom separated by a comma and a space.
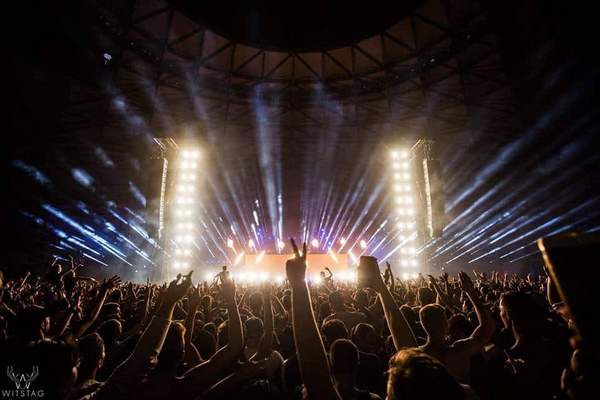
256, 250, 266, 264
277, 240, 285, 250
401, 272, 410, 280
234, 251, 245, 266
348, 250, 358, 265
340, 237, 347, 245
359, 240, 367, 249
327, 248, 339, 264
204, 272, 213, 281
226, 239, 234, 248
248, 239, 255, 248
311, 238, 319, 248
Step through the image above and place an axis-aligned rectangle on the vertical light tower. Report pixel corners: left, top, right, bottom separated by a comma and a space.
167, 148, 201, 280
391, 149, 420, 279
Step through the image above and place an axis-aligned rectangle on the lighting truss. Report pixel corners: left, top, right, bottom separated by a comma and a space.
390, 149, 420, 278
167, 147, 202, 279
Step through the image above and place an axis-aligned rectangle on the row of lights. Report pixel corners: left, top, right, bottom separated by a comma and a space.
224, 237, 370, 252
171, 149, 201, 272
203, 270, 419, 283
391, 149, 420, 272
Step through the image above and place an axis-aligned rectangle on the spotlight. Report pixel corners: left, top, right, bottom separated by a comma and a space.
402, 173, 410, 180
248, 239, 255, 248
411, 272, 419, 279
392, 161, 401, 170
410, 259, 418, 267
340, 237, 347, 245
391, 150, 400, 159
256, 250, 266, 264
259, 272, 269, 282
393, 185, 401, 192
401, 272, 410, 280
204, 272, 213, 281
275, 275, 284, 284
359, 240, 367, 249
311, 238, 319, 248
182, 149, 200, 159
226, 239, 234, 248
312, 275, 322, 285
277, 240, 285, 250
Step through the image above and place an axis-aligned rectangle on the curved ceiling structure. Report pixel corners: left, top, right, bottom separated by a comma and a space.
7, 0, 599, 276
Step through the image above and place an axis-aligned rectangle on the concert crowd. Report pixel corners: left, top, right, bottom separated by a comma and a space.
0, 239, 595, 400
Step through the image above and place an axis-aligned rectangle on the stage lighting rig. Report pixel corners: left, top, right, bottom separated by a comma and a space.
389, 147, 420, 275
152, 138, 203, 281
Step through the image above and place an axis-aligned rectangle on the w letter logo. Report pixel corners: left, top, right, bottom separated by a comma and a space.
6, 366, 39, 389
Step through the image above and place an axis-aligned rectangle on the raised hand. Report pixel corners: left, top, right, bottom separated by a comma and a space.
286, 238, 307, 287
164, 272, 193, 305
427, 274, 439, 288
102, 275, 121, 291
458, 271, 475, 294
220, 274, 236, 305
188, 285, 202, 309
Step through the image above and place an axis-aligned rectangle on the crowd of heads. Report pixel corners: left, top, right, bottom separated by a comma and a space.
0, 244, 595, 400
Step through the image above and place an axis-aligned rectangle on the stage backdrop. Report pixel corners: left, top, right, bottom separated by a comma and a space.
242, 253, 349, 277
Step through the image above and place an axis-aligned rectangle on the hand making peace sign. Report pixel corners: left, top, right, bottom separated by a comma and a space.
286, 238, 307, 287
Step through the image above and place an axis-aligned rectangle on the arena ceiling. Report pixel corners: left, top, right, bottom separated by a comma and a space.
7, 0, 599, 276
64, 0, 517, 146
